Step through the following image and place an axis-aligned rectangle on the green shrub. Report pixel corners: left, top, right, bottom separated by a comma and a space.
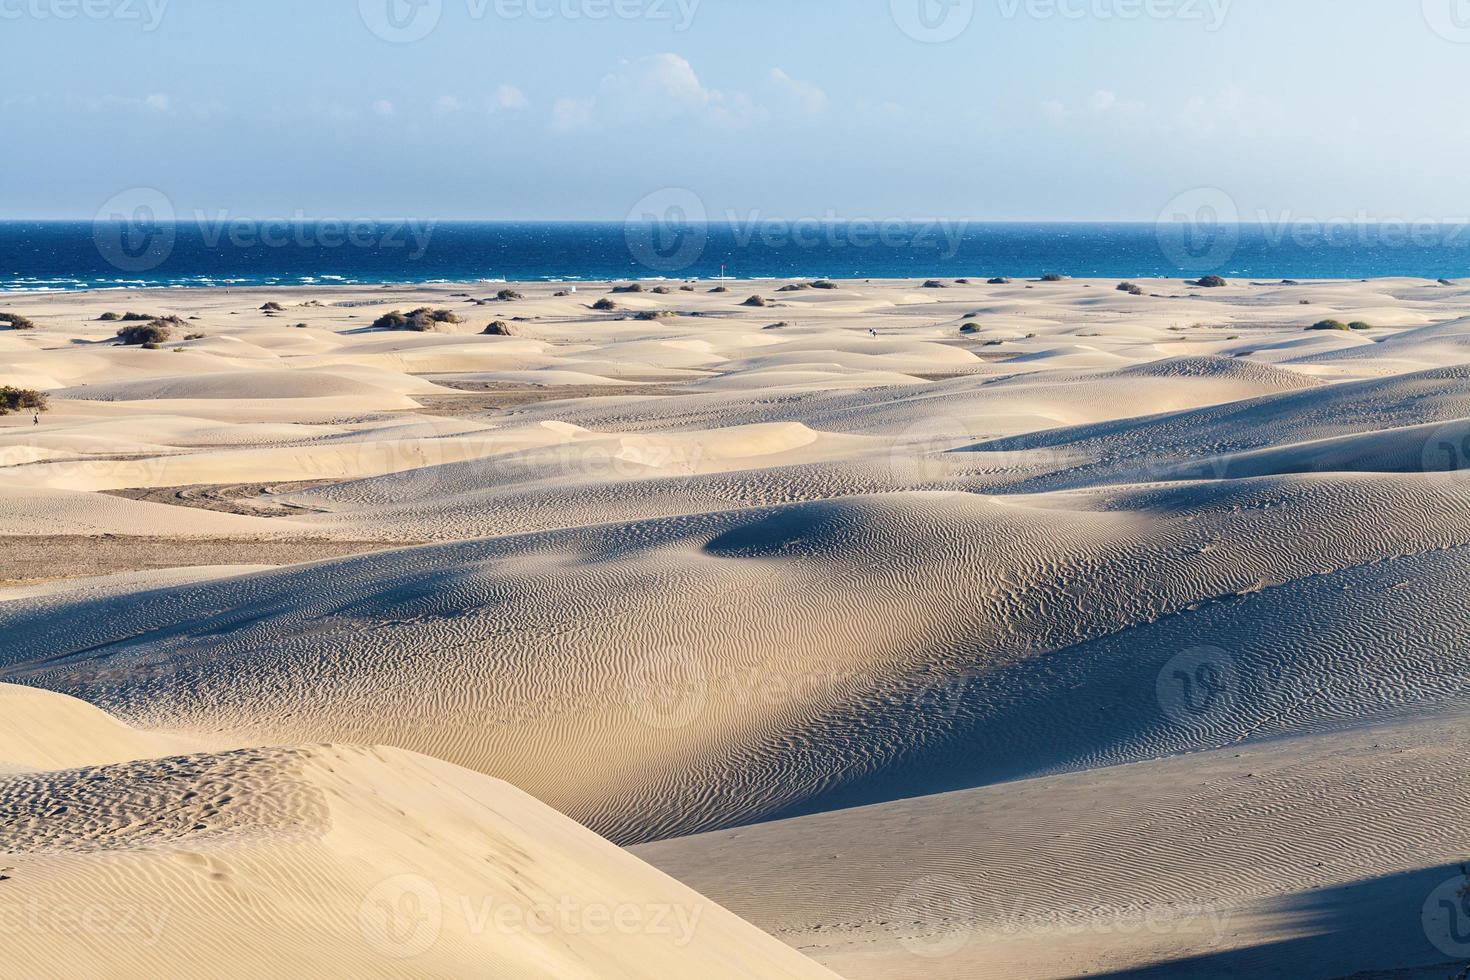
959, 322, 981, 335
1193, 275, 1228, 288
116, 321, 174, 345
1348, 321, 1373, 331
611, 284, 645, 294
0, 312, 36, 330
812, 280, 839, 289
1306, 319, 1351, 331
592, 298, 617, 311
742, 295, 768, 307
777, 283, 809, 292
0, 386, 47, 414
497, 288, 524, 301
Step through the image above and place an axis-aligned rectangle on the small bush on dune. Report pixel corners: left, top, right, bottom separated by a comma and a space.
553, 290, 572, 298
635, 310, 675, 320
119, 312, 158, 321
260, 302, 286, 312
116, 320, 174, 345
811, 280, 839, 290
742, 295, 768, 307
1306, 319, 1351, 331
98, 312, 122, 321
611, 284, 645, 294
0, 386, 48, 414
592, 298, 618, 311
185, 331, 207, 340
0, 312, 37, 330
680, 285, 696, 292
372, 308, 461, 332
1193, 275, 1228, 288
652, 286, 672, 294
922, 279, 947, 289
959, 322, 981, 334
483, 320, 516, 336
497, 289, 524, 301
708, 285, 730, 293
1439, 278, 1455, 286
1348, 321, 1373, 331
987, 277, 1012, 285
777, 283, 809, 292
1040, 273, 1067, 282
1117, 282, 1145, 295
983, 339, 1005, 347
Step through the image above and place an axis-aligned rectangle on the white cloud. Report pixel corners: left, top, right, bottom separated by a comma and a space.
1089, 90, 1117, 113
490, 84, 527, 112
551, 54, 763, 132
372, 100, 395, 117
767, 68, 827, 116
1041, 99, 1069, 121
143, 93, 172, 113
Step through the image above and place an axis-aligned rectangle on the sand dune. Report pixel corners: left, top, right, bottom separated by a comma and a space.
0, 687, 835, 979
5, 278, 1470, 977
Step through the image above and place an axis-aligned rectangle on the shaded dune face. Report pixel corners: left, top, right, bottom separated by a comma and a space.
8, 279, 1470, 978
7, 475, 1470, 845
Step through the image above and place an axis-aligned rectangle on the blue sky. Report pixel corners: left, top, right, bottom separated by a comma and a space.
4, 0, 1469, 221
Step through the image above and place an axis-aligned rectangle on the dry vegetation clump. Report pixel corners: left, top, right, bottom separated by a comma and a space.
611, 284, 645, 294
260, 302, 287, 312
1040, 273, 1068, 282
116, 319, 180, 345
1192, 275, 1228, 288
811, 280, 839, 289
592, 298, 618, 311
372, 308, 462, 332
483, 320, 516, 335
497, 289, 524, 301
959, 322, 981, 335
922, 279, 947, 288
987, 277, 1012, 284
0, 312, 37, 330
0, 386, 48, 414
1306, 319, 1351, 331
742, 295, 768, 307
1117, 282, 1146, 295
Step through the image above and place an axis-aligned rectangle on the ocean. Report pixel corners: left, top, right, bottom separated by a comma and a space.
3, 220, 1470, 292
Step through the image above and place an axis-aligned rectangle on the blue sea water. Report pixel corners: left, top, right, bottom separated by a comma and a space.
2, 220, 1469, 292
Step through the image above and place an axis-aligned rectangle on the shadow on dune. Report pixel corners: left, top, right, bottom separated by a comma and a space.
1083, 864, 1470, 980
